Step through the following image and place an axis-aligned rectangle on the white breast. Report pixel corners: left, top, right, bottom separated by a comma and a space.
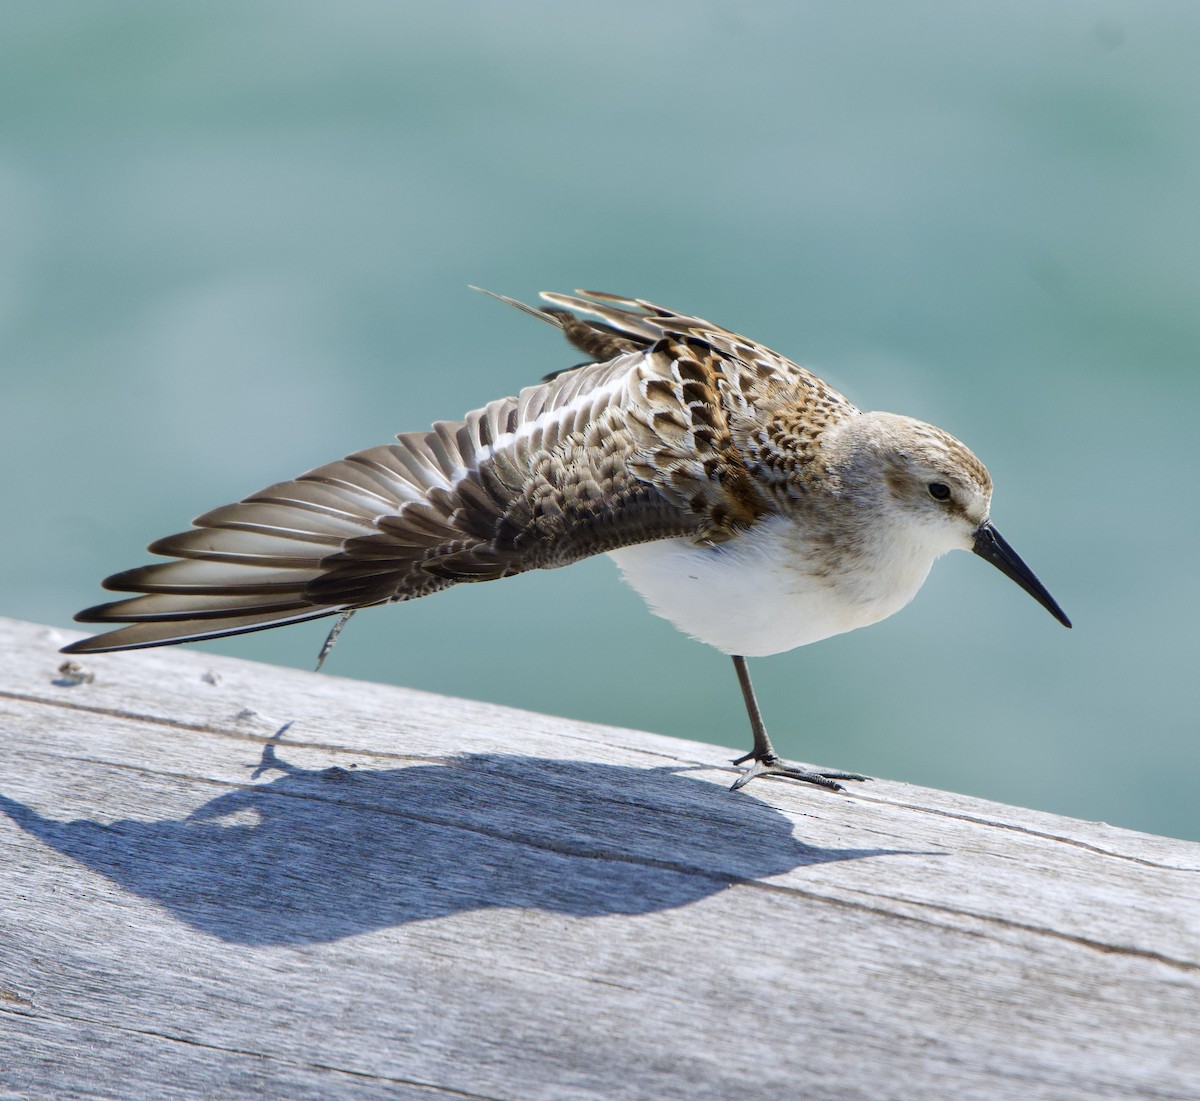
607, 514, 943, 657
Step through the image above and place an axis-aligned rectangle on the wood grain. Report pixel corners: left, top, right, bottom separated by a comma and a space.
1, 616, 1197, 1100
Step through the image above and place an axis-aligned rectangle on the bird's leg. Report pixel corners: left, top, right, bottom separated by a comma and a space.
314, 610, 355, 672
728, 655, 868, 792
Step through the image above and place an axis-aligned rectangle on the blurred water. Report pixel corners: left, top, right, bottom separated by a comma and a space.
3, 2, 1197, 839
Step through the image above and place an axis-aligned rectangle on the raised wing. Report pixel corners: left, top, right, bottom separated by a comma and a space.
65, 291, 856, 654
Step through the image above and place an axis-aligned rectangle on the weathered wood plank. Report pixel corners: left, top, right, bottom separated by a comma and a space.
1, 616, 1197, 1100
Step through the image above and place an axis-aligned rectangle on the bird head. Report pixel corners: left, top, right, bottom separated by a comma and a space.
837, 412, 1071, 628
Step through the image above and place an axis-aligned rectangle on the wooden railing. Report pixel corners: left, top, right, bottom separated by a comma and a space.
1, 616, 1197, 1099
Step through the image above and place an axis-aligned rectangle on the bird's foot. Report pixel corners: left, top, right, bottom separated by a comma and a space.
729, 751, 869, 793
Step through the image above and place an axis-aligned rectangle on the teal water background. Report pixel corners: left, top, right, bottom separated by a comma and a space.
4, 3, 1197, 840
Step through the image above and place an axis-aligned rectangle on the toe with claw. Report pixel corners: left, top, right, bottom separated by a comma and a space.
730, 752, 868, 792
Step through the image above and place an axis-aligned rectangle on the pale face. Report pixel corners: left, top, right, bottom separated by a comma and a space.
833, 412, 993, 555
882, 446, 993, 554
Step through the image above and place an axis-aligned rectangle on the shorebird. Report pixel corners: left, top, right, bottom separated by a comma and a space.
64, 289, 1071, 791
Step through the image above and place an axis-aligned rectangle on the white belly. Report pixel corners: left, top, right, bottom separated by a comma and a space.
607, 515, 939, 657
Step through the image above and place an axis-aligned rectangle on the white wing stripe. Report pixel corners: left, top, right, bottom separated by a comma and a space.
471, 367, 632, 469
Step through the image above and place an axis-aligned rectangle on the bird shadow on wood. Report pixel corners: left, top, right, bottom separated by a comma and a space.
0, 748, 921, 946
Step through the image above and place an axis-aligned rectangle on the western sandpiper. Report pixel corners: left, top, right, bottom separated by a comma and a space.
65, 290, 1070, 791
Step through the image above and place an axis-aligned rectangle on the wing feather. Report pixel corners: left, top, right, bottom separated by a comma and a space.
65, 290, 854, 655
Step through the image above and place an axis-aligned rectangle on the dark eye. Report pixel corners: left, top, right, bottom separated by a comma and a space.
928, 482, 951, 501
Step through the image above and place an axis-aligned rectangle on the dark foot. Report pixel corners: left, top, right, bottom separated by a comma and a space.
730, 752, 869, 793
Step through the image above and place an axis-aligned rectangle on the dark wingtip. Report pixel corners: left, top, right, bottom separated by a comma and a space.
59, 633, 117, 655
469, 285, 562, 328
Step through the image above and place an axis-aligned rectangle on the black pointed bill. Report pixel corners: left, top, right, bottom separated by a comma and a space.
972, 521, 1071, 628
